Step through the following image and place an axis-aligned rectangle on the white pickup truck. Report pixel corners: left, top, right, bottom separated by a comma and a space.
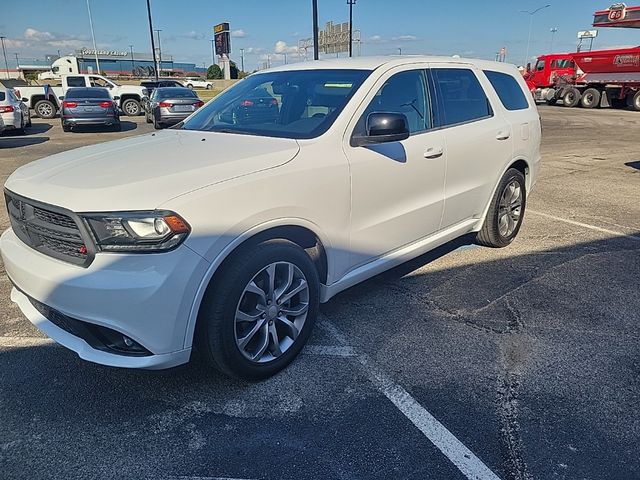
18, 74, 147, 118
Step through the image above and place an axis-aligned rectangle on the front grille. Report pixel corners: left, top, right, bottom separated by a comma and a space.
4, 190, 91, 266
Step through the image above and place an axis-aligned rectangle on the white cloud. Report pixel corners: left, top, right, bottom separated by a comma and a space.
392, 35, 418, 42
181, 31, 205, 41
274, 40, 298, 54
245, 46, 267, 55
24, 28, 54, 41
231, 29, 247, 38
11, 28, 90, 55
368, 35, 385, 44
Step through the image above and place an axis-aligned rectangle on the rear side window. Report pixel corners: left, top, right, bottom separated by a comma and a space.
0, 92, 5, 101
432, 68, 492, 127
484, 71, 529, 111
66, 76, 86, 87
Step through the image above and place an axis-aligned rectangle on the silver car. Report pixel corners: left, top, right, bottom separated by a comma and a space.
145, 87, 204, 129
0, 88, 31, 135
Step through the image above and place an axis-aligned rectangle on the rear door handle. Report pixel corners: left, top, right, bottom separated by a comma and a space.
424, 146, 444, 159
496, 131, 511, 141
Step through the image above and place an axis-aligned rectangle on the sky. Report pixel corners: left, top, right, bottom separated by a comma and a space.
2, 0, 639, 71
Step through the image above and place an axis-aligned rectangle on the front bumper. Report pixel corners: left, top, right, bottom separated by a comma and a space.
1, 228, 210, 369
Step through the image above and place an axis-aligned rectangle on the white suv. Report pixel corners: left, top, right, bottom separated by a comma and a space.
1, 57, 541, 379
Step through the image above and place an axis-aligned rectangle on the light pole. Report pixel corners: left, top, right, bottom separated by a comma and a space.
14, 52, 19, 77
154, 29, 162, 75
145, 0, 159, 81
240, 48, 245, 72
398, 47, 402, 55
549, 27, 558, 52
129, 44, 134, 73
312, 0, 319, 60
284, 52, 288, 64
85, 0, 101, 73
521, 4, 551, 68
347, 0, 356, 58
210, 39, 215, 68
0, 37, 8, 79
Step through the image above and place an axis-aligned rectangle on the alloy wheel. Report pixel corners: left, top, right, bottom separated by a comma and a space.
498, 180, 523, 237
234, 262, 309, 363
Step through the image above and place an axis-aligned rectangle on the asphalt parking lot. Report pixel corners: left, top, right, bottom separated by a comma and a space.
0, 106, 639, 480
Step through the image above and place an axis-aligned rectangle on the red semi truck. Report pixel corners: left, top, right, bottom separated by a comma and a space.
525, 3, 640, 111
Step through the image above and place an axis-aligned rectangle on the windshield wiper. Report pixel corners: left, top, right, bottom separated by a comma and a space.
209, 128, 256, 136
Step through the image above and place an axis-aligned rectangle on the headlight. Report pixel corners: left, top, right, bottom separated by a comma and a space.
81, 211, 190, 253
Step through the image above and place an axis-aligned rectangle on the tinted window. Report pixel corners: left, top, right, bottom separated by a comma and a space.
182, 69, 371, 139
65, 88, 110, 99
535, 60, 545, 71
356, 69, 430, 136
0, 92, 5, 101
484, 71, 529, 111
66, 76, 86, 87
432, 68, 492, 126
156, 88, 197, 99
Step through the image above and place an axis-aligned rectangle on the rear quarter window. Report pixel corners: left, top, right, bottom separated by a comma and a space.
432, 68, 492, 127
0, 92, 5, 101
484, 71, 529, 111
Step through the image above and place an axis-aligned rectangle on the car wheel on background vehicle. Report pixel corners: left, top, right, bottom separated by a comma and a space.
196, 239, 320, 380
25, 112, 32, 127
121, 98, 141, 116
476, 167, 526, 248
580, 88, 601, 109
562, 88, 581, 108
61, 122, 71, 132
153, 116, 163, 130
34, 100, 57, 119
186, 84, 194, 89
206, 84, 212, 90
629, 91, 640, 111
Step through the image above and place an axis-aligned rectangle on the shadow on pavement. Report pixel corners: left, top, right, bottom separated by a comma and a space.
0, 137, 49, 148
66, 121, 137, 134
625, 161, 640, 170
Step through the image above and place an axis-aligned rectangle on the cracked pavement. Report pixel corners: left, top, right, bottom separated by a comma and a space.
1, 105, 639, 479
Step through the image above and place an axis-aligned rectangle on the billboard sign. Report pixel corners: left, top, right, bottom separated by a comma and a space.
214, 22, 231, 56
577, 30, 599, 38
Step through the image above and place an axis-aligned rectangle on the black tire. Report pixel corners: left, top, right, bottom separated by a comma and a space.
630, 91, 640, 112
562, 88, 581, 108
206, 84, 212, 90
153, 116, 163, 129
14, 117, 25, 135
34, 100, 57, 119
476, 168, 527, 248
62, 123, 71, 132
187, 83, 194, 89
121, 98, 141, 116
26, 114, 32, 127
196, 239, 320, 380
580, 88, 601, 108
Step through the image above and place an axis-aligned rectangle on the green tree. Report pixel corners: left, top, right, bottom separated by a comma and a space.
206, 64, 223, 80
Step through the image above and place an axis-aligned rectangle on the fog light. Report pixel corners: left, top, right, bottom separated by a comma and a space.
123, 336, 135, 347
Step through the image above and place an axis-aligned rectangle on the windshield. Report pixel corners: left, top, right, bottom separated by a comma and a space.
181, 69, 371, 139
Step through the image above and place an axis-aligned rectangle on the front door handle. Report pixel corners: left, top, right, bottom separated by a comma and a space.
424, 146, 444, 159
496, 130, 511, 141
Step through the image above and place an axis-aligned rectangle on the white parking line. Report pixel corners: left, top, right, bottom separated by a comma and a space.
0, 336, 54, 348
320, 317, 502, 480
528, 210, 640, 242
303, 344, 357, 357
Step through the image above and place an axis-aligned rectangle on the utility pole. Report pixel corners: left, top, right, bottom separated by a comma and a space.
154, 29, 162, 76
284, 52, 288, 64
240, 48, 245, 72
145, 0, 159, 80
0, 37, 8, 79
549, 27, 558, 52
129, 45, 134, 73
210, 39, 215, 68
312, 0, 319, 60
398, 47, 402, 55
348, 0, 356, 57
86, 0, 101, 73
14, 52, 19, 77
521, 4, 551, 68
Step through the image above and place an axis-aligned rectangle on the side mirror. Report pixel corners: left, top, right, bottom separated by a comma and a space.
58, 96, 64, 100
22, 97, 29, 103
352, 112, 410, 147
113, 96, 120, 101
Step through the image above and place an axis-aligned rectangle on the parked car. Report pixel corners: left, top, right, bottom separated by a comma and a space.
140, 79, 185, 96
0, 88, 31, 134
19, 74, 145, 118
60, 87, 121, 132
1, 57, 541, 380
145, 87, 204, 129
0, 115, 5, 135
184, 78, 214, 90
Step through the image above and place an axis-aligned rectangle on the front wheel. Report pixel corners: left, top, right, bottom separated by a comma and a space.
196, 239, 320, 380
476, 168, 526, 248
206, 84, 212, 90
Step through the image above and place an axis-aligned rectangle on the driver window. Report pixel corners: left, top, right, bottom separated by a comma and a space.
355, 69, 430, 136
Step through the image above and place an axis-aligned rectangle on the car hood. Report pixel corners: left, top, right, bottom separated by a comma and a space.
5, 129, 300, 212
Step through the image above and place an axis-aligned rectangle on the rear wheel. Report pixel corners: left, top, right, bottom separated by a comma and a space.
206, 84, 212, 90
476, 168, 526, 248
196, 239, 319, 380
34, 100, 56, 119
562, 88, 581, 108
186, 83, 194, 89
61, 122, 71, 132
153, 115, 163, 129
121, 98, 141, 116
580, 88, 601, 108
630, 91, 640, 111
